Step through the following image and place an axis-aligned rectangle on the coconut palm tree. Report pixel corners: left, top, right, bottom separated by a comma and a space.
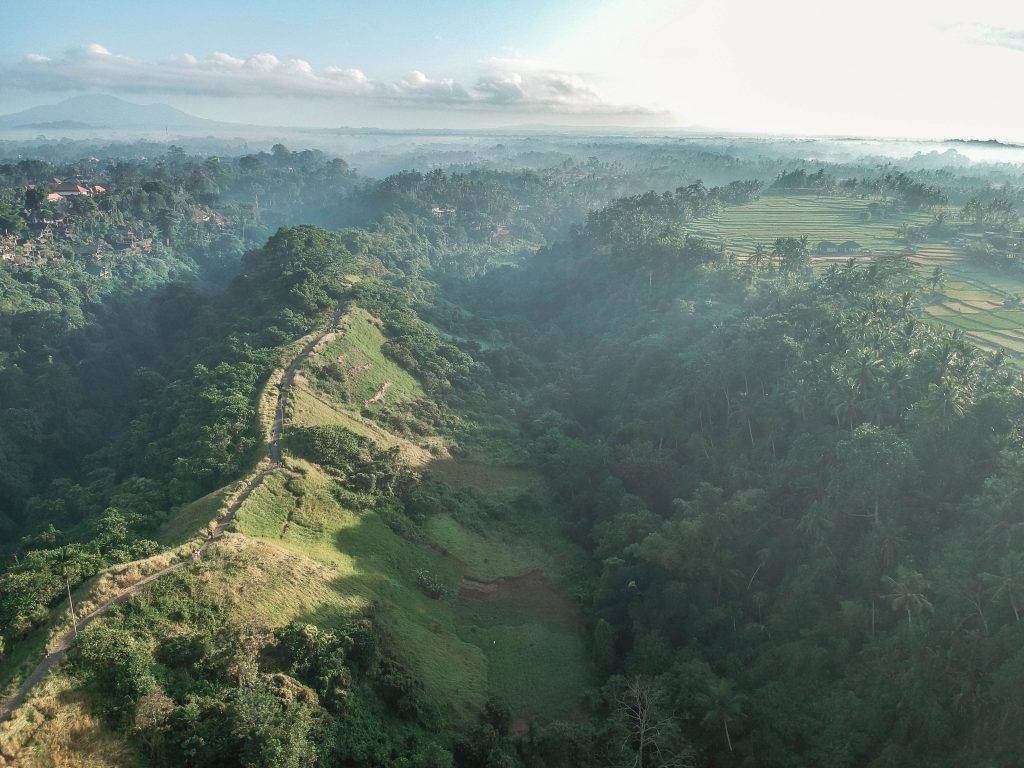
927, 267, 946, 295
983, 553, 1024, 622
847, 346, 884, 392
921, 379, 971, 424
700, 678, 744, 753
786, 377, 817, 424
829, 374, 860, 432
53, 546, 86, 637
733, 390, 759, 447
797, 500, 836, 556
883, 567, 933, 630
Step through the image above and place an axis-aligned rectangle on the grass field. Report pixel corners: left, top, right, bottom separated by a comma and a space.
0, 675, 137, 768
156, 485, 231, 546
232, 459, 589, 724
288, 383, 436, 465
305, 307, 425, 412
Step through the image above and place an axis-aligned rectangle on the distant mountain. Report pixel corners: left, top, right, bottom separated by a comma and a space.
0, 94, 228, 130
11, 120, 96, 131
944, 137, 1024, 149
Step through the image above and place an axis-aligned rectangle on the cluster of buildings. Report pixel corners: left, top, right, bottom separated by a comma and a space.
45, 180, 107, 202
0, 179, 161, 268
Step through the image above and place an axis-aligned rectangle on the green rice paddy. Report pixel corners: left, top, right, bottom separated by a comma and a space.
691, 194, 1024, 362
690, 194, 938, 256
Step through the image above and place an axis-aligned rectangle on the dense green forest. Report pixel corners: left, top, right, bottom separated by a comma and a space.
472, 213, 1024, 766
3, 138, 1024, 767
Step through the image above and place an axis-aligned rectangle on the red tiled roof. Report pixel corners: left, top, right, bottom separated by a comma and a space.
53, 182, 90, 195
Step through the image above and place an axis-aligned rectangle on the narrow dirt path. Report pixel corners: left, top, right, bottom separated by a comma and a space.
0, 305, 345, 723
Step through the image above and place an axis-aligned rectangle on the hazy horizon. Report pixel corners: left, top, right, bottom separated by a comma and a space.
2, 0, 1023, 142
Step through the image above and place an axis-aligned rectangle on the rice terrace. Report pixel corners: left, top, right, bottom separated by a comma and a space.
690, 192, 1024, 363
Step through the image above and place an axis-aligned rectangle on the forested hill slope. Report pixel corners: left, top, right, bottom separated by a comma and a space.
0, 225, 351, 658
0, 221, 591, 767
5, 162, 1024, 767
466, 200, 1024, 766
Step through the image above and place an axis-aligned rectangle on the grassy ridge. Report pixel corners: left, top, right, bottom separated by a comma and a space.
230, 306, 589, 723
306, 307, 425, 411
2, 298, 589, 765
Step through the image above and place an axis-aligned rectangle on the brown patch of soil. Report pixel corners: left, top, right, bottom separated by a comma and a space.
458, 570, 580, 623
363, 380, 392, 407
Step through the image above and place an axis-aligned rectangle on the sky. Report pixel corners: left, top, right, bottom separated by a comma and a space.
1, 0, 1024, 139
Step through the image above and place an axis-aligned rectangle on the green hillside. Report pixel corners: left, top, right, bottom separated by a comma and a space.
6, 137, 1024, 768
279, 307, 588, 722
233, 460, 587, 724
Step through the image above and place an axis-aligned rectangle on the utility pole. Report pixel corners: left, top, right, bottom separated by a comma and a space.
66, 574, 78, 637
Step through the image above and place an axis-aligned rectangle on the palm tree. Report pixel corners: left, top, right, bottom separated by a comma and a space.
828, 373, 860, 432
983, 553, 1024, 622
934, 331, 969, 379
797, 501, 836, 556
847, 346, 884, 393
733, 391, 758, 447
749, 243, 769, 269
786, 378, 817, 424
883, 567, 933, 630
921, 379, 971, 424
54, 547, 83, 637
884, 359, 914, 415
700, 678, 744, 753
897, 291, 916, 317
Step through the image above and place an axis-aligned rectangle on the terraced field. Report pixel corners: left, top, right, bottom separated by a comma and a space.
688, 194, 1024, 363
690, 194, 938, 256
912, 244, 1024, 361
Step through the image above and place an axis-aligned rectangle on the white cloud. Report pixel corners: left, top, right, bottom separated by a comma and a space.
552, 0, 1024, 140
3, 43, 664, 119
963, 24, 1024, 52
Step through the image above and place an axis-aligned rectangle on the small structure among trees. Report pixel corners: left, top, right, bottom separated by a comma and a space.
49, 181, 107, 198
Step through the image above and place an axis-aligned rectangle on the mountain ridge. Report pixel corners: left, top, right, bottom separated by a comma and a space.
0, 94, 230, 130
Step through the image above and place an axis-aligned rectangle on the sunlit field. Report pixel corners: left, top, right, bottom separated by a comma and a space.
690, 194, 939, 256
691, 194, 1024, 363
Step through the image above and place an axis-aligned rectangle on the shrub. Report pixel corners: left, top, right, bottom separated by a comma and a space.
414, 569, 450, 599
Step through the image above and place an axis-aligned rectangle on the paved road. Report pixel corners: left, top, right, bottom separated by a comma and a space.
0, 306, 345, 723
